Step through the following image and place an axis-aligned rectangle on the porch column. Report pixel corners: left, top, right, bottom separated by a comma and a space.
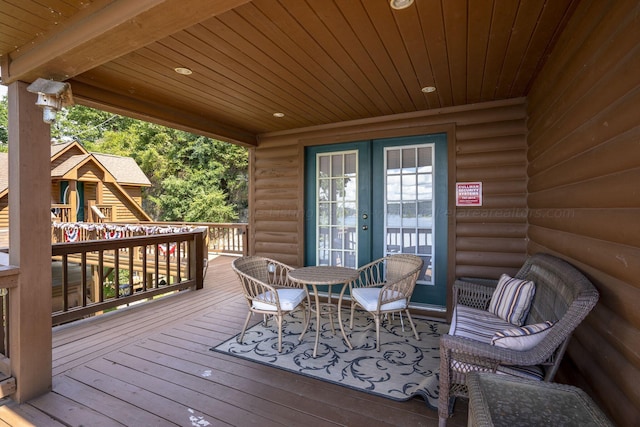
7, 81, 53, 401
68, 180, 78, 223
96, 181, 104, 204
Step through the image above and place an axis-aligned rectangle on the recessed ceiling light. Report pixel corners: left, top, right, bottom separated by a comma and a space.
174, 67, 193, 75
273, 112, 285, 118
390, 0, 414, 10
421, 86, 436, 93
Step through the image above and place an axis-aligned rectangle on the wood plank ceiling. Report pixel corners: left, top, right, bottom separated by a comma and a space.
0, 0, 579, 146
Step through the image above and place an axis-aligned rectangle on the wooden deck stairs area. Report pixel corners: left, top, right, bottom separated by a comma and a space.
0, 255, 467, 426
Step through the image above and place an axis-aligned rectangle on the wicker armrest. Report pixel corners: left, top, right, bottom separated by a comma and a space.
440, 333, 546, 367
352, 257, 386, 289
453, 278, 497, 310
266, 259, 300, 289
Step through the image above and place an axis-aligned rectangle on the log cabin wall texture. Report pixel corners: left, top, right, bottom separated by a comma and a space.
252, 98, 528, 302
526, 1, 640, 425
0, 197, 7, 229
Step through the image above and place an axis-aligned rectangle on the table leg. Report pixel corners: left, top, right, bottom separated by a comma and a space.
326, 285, 336, 335
312, 284, 321, 358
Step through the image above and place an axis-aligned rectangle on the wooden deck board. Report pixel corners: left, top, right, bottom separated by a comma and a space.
65, 363, 243, 426
29, 391, 124, 427
0, 403, 65, 427
136, 338, 440, 427
0, 255, 468, 427
51, 375, 171, 426
97, 350, 335, 427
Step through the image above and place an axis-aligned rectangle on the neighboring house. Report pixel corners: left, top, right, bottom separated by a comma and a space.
0, 141, 152, 240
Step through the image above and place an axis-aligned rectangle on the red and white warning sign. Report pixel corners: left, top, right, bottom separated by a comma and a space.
456, 182, 482, 206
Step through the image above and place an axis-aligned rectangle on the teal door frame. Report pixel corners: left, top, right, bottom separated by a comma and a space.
304, 141, 371, 267
372, 134, 448, 307
304, 133, 448, 307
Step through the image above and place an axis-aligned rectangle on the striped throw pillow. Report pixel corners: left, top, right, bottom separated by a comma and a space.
488, 274, 536, 326
491, 321, 554, 351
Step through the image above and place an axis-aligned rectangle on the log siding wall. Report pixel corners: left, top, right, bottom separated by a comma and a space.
253, 98, 528, 312
0, 197, 7, 229
527, 1, 640, 425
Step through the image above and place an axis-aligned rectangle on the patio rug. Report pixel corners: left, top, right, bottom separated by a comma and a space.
211, 310, 449, 410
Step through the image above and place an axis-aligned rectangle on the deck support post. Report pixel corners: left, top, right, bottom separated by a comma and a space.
191, 229, 205, 290
7, 81, 53, 402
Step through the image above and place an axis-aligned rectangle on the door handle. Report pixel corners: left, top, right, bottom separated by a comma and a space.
362, 225, 368, 230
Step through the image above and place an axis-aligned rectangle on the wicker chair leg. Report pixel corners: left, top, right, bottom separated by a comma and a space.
276, 315, 283, 353
375, 315, 381, 351
349, 301, 356, 329
404, 309, 420, 341
438, 346, 452, 423
238, 311, 252, 344
298, 303, 311, 342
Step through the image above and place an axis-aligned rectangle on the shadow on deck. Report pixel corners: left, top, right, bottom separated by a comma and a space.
0, 255, 467, 426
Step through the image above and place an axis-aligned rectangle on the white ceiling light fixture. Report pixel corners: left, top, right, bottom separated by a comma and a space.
174, 67, 193, 75
273, 112, 285, 118
390, 0, 414, 10
421, 86, 436, 93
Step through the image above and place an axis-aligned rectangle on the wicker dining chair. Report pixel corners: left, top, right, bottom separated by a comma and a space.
349, 254, 424, 351
231, 256, 310, 352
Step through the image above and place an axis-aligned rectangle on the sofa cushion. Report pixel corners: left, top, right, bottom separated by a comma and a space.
449, 305, 513, 344
488, 274, 536, 326
491, 321, 554, 351
496, 365, 545, 381
449, 306, 548, 382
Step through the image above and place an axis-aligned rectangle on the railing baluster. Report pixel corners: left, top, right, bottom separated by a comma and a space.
142, 245, 148, 292
154, 243, 160, 289
62, 254, 68, 312
98, 250, 104, 303
176, 243, 181, 283
81, 252, 87, 307
114, 250, 120, 299
128, 245, 134, 296
165, 242, 171, 286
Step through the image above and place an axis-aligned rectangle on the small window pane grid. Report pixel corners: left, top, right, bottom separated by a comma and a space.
316, 151, 358, 268
385, 144, 434, 285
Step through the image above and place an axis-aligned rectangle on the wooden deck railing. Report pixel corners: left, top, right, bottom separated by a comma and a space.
204, 223, 248, 255
0, 264, 19, 394
51, 221, 248, 256
51, 204, 72, 222
51, 229, 205, 325
124, 221, 248, 255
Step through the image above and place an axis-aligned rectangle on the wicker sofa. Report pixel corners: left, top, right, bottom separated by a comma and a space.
438, 253, 600, 426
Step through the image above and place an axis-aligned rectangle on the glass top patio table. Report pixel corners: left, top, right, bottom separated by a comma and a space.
467, 371, 614, 427
288, 266, 359, 358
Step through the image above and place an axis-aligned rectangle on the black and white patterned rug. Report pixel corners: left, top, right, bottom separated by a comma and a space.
211, 309, 448, 410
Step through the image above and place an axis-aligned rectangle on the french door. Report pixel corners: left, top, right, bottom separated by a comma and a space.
305, 134, 448, 307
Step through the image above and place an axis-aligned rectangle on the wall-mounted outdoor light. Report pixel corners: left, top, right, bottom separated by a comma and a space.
26, 78, 74, 124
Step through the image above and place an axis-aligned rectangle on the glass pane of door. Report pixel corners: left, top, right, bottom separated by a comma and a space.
316, 151, 358, 268
384, 144, 434, 285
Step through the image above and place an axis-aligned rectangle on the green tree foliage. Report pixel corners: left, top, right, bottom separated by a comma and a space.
52, 105, 135, 144
52, 105, 248, 222
0, 95, 7, 151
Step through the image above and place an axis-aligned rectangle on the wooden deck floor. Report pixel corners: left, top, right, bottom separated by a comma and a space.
0, 255, 468, 426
